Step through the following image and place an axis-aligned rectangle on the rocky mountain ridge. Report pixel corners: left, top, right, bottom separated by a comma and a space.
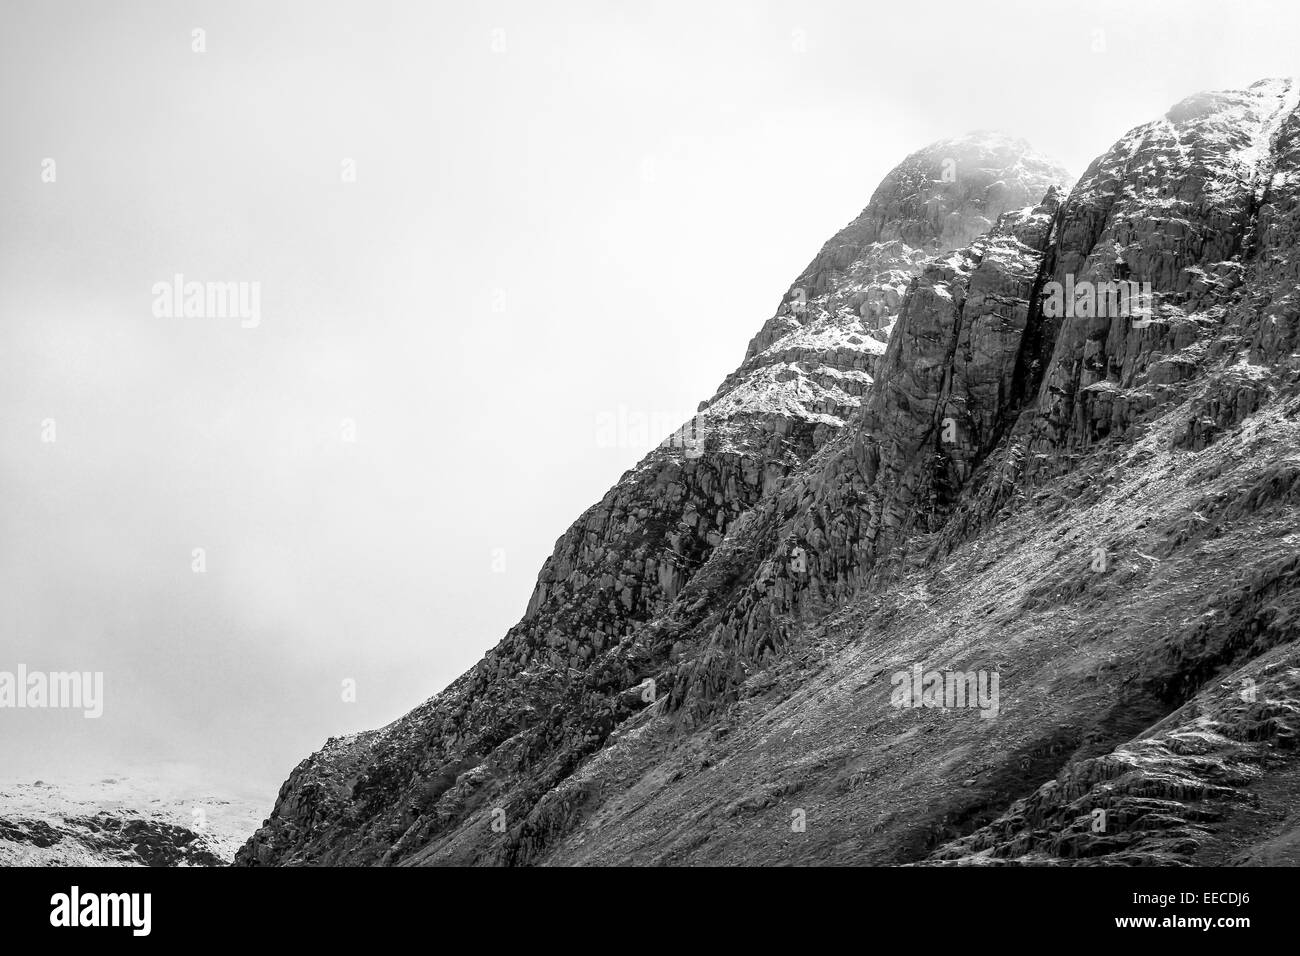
238, 79, 1300, 867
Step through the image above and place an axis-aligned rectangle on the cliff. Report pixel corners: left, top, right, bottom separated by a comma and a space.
238, 79, 1300, 867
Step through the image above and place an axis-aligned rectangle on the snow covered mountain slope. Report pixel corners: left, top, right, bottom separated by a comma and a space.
0, 776, 264, 866
238, 79, 1300, 867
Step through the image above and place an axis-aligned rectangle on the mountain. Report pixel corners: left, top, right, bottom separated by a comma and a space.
238, 79, 1300, 867
0, 776, 263, 866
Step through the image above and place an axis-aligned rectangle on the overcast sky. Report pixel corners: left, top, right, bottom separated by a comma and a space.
2, 0, 1297, 798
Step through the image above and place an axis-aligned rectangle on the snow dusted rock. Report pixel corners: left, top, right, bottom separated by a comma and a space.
240, 80, 1300, 868
1027, 77, 1300, 459
927, 642, 1300, 865
701, 131, 1072, 456
670, 186, 1067, 711
0, 776, 263, 866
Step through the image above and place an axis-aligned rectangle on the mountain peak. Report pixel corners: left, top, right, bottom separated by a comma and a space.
686, 132, 1070, 462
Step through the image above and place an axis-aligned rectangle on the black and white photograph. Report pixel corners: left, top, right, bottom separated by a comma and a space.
1, 0, 1295, 938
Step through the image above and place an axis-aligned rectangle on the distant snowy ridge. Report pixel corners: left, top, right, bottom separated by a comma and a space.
0, 776, 264, 866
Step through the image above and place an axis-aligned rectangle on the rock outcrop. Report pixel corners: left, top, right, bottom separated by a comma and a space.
238, 80, 1300, 867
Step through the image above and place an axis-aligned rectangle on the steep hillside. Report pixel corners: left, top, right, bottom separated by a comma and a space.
238, 80, 1300, 867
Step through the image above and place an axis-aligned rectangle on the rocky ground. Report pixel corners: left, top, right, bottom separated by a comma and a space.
237, 78, 1300, 867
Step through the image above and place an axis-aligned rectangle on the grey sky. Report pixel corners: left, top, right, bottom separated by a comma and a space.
2, 0, 1297, 795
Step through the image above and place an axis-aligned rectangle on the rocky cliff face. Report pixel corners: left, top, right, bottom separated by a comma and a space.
239, 80, 1300, 867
